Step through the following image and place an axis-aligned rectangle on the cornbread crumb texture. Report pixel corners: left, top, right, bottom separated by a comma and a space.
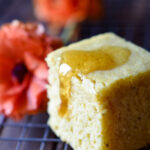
46, 33, 150, 150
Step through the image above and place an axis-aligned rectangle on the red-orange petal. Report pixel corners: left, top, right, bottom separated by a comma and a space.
0, 56, 14, 85
0, 56, 14, 97
24, 52, 48, 80
0, 21, 46, 61
34, 62, 48, 80
0, 92, 28, 120
0, 75, 29, 119
24, 52, 41, 71
0, 94, 18, 117
33, 0, 89, 25
3, 75, 30, 97
33, 0, 103, 26
26, 77, 47, 112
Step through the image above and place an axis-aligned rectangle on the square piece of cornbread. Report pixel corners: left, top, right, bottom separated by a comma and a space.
46, 33, 150, 150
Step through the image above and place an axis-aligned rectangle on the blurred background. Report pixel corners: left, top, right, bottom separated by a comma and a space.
0, 0, 150, 150
0, 0, 149, 49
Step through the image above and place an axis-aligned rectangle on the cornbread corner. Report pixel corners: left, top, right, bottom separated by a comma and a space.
46, 33, 150, 150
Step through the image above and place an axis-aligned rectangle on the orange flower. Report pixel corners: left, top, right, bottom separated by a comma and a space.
0, 20, 63, 120
33, 0, 103, 27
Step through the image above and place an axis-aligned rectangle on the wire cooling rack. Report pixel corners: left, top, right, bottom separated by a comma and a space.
0, 0, 150, 150
0, 114, 71, 150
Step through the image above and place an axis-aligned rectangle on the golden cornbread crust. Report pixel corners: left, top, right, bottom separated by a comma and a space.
46, 33, 150, 150
99, 71, 150, 150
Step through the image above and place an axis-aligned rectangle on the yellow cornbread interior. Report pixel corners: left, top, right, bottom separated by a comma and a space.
59, 46, 131, 116
46, 33, 150, 150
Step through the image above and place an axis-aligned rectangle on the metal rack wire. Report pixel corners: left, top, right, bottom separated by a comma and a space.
0, 0, 150, 150
0, 114, 71, 150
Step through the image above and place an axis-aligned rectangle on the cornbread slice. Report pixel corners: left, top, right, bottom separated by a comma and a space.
46, 33, 150, 150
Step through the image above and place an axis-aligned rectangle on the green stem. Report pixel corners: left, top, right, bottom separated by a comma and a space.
61, 22, 78, 44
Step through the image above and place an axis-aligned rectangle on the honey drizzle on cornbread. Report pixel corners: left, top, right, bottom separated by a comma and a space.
59, 46, 131, 117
